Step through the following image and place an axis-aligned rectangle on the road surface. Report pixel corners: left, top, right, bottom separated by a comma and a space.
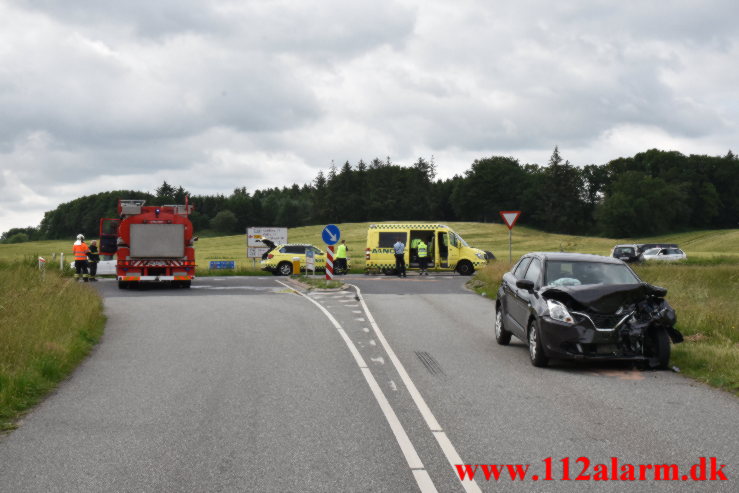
0, 275, 736, 492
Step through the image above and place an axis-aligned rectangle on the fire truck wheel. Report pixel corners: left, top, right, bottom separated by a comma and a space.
177, 280, 191, 288
118, 280, 128, 290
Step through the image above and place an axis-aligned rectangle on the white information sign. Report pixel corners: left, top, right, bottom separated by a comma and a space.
246, 227, 288, 259
305, 248, 315, 273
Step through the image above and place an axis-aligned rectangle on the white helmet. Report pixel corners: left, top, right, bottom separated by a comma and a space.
77, 234, 84, 240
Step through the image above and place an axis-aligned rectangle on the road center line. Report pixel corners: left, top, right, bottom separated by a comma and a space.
348, 283, 482, 493
276, 281, 437, 493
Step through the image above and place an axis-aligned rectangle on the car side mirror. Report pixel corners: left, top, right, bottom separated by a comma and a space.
516, 279, 535, 291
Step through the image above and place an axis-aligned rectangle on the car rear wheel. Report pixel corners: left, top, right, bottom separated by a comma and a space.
277, 262, 293, 276
528, 320, 548, 367
494, 308, 512, 345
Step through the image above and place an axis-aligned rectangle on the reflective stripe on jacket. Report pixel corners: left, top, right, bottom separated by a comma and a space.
417, 242, 428, 258
73, 243, 90, 261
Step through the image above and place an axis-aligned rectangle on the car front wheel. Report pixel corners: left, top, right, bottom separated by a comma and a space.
456, 260, 474, 276
494, 308, 512, 345
646, 326, 671, 369
528, 320, 548, 367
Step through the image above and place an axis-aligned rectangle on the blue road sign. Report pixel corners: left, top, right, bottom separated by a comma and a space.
209, 261, 235, 270
322, 224, 341, 245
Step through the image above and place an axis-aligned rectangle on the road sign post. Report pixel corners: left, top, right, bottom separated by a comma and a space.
322, 224, 341, 280
499, 211, 522, 263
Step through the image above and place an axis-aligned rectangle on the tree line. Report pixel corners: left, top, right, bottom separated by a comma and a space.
2, 148, 737, 244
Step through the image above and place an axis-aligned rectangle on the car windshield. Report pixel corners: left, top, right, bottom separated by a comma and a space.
545, 260, 640, 287
615, 247, 635, 256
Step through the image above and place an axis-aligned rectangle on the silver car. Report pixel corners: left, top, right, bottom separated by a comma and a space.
640, 247, 687, 261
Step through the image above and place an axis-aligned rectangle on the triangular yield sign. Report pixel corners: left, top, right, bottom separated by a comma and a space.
499, 211, 521, 230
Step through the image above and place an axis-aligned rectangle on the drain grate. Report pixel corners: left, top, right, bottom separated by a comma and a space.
415, 351, 445, 376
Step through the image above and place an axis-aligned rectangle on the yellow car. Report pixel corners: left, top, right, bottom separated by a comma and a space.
260, 242, 350, 275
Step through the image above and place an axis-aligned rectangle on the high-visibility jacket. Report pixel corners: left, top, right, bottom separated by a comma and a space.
417, 241, 428, 258
73, 243, 90, 261
411, 238, 421, 248
336, 244, 347, 259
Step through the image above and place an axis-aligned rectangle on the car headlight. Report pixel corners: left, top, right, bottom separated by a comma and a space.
546, 299, 575, 324
475, 252, 486, 260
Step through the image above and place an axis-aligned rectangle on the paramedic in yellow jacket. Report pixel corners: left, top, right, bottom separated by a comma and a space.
72, 234, 90, 282
417, 239, 429, 275
335, 239, 348, 275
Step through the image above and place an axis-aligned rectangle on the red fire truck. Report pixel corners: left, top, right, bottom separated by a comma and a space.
99, 199, 197, 289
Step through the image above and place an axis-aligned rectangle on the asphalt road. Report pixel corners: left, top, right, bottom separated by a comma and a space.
0, 274, 736, 492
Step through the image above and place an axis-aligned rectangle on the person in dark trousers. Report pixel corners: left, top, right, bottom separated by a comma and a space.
417, 239, 429, 275
72, 234, 90, 282
87, 240, 100, 281
393, 239, 406, 277
335, 240, 348, 275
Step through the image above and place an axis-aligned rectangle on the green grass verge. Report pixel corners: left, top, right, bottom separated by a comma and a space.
0, 260, 106, 431
295, 275, 345, 290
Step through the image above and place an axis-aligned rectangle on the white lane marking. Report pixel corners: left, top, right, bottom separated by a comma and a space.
370, 356, 385, 365
349, 283, 482, 493
355, 317, 366, 322
389, 380, 398, 392
362, 328, 370, 333
352, 310, 363, 314
276, 281, 436, 493
369, 339, 377, 346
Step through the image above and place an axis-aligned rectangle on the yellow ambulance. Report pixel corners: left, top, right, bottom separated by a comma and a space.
364, 223, 491, 275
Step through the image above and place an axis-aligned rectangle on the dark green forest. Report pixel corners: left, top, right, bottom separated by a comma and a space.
2, 148, 738, 243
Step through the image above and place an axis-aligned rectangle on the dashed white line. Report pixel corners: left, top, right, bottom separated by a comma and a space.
349, 283, 482, 493
276, 280, 437, 493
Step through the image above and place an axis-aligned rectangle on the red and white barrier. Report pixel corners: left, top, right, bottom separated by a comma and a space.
325, 245, 334, 280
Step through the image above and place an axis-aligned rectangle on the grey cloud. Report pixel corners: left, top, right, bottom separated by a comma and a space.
19, 0, 226, 38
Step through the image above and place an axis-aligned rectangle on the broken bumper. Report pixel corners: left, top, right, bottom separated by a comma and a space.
538, 317, 650, 361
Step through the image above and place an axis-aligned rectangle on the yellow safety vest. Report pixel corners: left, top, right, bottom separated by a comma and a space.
417, 242, 428, 258
337, 244, 347, 258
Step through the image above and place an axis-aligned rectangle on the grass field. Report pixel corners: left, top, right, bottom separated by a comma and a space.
0, 260, 106, 431
3, 223, 736, 275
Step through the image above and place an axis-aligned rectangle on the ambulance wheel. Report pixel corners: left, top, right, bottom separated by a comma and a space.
382, 268, 396, 276
278, 262, 293, 276
456, 260, 474, 276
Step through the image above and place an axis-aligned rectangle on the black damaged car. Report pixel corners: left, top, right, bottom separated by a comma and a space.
495, 252, 683, 368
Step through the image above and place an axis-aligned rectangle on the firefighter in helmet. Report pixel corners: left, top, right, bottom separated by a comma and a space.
73, 234, 90, 281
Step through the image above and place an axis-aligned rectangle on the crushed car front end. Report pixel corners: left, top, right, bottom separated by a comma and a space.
537, 283, 683, 368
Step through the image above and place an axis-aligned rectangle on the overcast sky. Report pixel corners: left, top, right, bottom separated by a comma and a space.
1, 0, 737, 233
